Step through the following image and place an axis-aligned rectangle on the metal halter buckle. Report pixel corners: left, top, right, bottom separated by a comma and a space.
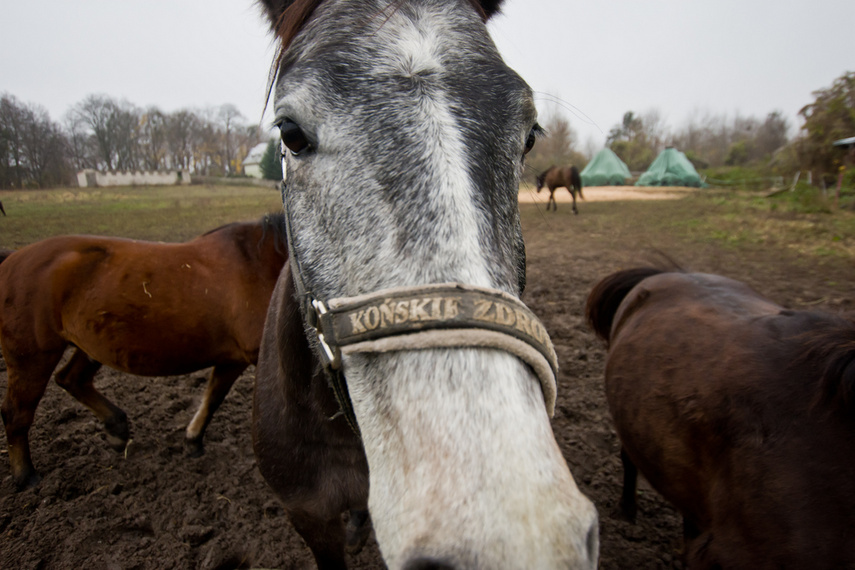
311, 298, 342, 370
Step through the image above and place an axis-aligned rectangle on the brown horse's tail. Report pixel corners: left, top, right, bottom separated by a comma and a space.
585, 267, 664, 346
571, 165, 584, 200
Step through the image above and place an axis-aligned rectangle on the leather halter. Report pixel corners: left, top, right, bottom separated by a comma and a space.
280, 179, 559, 437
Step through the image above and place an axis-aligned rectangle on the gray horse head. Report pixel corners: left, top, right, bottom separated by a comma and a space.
258, 0, 599, 567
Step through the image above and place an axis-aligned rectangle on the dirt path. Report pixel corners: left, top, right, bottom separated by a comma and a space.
519, 185, 699, 204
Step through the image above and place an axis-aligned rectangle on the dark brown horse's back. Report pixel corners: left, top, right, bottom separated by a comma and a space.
589, 268, 855, 568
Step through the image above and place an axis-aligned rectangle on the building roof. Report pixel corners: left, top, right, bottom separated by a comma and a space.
832, 136, 855, 149
243, 142, 271, 166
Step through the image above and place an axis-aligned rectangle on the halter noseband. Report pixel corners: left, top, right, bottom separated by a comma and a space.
280, 179, 558, 437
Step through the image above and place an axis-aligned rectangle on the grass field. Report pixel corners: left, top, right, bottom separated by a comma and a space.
520, 188, 855, 260
1, 184, 853, 265
0, 185, 283, 248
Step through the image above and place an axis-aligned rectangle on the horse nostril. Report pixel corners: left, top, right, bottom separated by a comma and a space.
402, 557, 457, 570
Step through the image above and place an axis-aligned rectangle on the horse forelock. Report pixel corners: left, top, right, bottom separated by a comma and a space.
267, 0, 494, 66
262, 0, 501, 108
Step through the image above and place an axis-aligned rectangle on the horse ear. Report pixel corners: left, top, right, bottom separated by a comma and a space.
479, 0, 505, 19
258, 0, 295, 30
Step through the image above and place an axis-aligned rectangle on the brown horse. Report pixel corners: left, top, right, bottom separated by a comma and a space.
0, 213, 288, 489
586, 267, 855, 569
536, 165, 584, 213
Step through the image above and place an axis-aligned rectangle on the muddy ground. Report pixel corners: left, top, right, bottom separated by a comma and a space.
2, 190, 852, 569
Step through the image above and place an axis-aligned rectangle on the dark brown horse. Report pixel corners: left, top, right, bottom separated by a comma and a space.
586, 267, 855, 569
0, 213, 288, 489
536, 165, 583, 213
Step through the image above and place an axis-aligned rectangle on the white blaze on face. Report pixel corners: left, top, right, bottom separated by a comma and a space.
338, 11, 599, 570
370, 7, 493, 289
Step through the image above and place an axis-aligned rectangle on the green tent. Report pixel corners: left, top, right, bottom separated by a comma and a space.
580, 148, 632, 186
635, 147, 703, 187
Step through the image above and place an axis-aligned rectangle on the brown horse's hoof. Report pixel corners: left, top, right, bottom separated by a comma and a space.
185, 438, 205, 458
104, 411, 130, 451
345, 509, 372, 554
13, 469, 41, 492
615, 499, 637, 524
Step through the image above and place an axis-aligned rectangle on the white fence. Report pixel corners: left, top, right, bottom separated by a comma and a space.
77, 169, 191, 187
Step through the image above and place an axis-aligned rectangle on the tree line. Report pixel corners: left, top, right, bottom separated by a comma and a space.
5, 71, 853, 190
1, 93, 263, 189
527, 70, 855, 187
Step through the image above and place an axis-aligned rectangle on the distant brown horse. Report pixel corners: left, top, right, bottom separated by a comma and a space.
0, 214, 288, 489
586, 267, 855, 569
536, 165, 584, 213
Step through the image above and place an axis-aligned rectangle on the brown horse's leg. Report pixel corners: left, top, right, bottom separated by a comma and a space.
54, 348, 129, 451
548, 189, 556, 211
345, 509, 372, 554
1, 349, 64, 489
185, 362, 248, 456
571, 189, 578, 215
618, 447, 638, 522
289, 509, 349, 570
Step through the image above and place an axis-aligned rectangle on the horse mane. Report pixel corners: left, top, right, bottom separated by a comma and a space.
260, 211, 288, 257
198, 212, 287, 256
585, 267, 665, 346
802, 315, 855, 418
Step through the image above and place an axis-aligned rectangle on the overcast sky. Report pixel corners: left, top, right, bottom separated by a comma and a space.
3, 0, 853, 149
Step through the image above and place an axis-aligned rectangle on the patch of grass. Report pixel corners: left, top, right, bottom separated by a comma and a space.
519, 189, 855, 265
0, 185, 283, 248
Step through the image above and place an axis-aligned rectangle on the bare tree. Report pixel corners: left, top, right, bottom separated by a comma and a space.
20, 104, 70, 187
0, 94, 26, 188
1, 94, 71, 188
165, 109, 198, 170
218, 104, 244, 175
111, 101, 141, 171
139, 107, 168, 170
64, 112, 96, 171
69, 95, 141, 170
607, 110, 658, 172
70, 95, 119, 169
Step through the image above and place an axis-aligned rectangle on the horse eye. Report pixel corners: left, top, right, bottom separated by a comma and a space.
279, 119, 311, 156
524, 125, 541, 155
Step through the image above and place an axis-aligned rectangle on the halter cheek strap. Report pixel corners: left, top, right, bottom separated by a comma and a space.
279, 179, 559, 438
